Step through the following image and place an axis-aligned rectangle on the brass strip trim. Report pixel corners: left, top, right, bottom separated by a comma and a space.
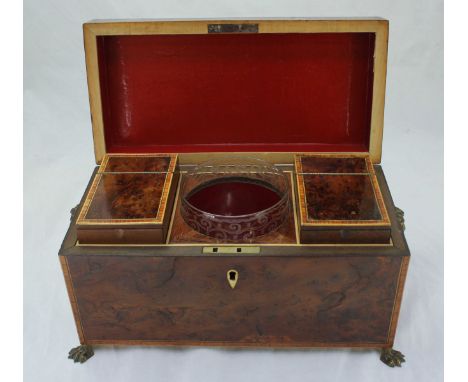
208, 23, 259, 33
203, 246, 261, 254
297, 172, 375, 176
76, 239, 393, 248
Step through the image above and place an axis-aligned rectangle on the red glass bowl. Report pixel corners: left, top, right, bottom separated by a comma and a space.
180, 159, 289, 242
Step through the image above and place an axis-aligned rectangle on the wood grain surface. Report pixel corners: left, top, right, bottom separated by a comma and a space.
75, 154, 179, 244
102, 155, 171, 173
302, 174, 382, 221
84, 173, 167, 220
67, 254, 401, 345
59, 165, 410, 349
295, 154, 391, 244
299, 156, 369, 174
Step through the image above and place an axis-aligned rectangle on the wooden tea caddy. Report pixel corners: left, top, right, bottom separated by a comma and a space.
59, 19, 410, 368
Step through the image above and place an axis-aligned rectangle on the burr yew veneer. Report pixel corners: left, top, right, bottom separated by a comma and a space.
60, 19, 409, 368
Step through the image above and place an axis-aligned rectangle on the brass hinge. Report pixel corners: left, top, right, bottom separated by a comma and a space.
208, 24, 259, 34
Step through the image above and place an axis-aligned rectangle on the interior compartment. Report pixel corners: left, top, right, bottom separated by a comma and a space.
185, 177, 283, 216
170, 170, 298, 245
75, 153, 394, 245
178, 158, 291, 242
75, 154, 179, 244
295, 154, 391, 244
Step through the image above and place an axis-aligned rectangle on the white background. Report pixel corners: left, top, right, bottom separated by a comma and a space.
23, 1, 443, 381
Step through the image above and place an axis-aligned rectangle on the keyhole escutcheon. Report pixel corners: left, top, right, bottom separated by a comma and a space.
227, 269, 239, 289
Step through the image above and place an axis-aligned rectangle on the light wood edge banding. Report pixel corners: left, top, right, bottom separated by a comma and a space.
386, 255, 410, 345
287, 171, 301, 244
368, 21, 388, 164
98, 152, 176, 173
294, 155, 307, 227
75, 172, 103, 224
59, 256, 86, 344
156, 154, 178, 222
165, 169, 183, 244
83, 24, 106, 164
86, 339, 391, 348
77, 154, 178, 225
83, 19, 388, 164
367, 157, 390, 225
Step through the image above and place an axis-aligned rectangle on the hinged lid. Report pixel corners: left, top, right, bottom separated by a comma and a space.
83, 19, 388, 164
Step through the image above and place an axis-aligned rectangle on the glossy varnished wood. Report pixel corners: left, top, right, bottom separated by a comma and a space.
387, 255, 410, 345
61, 165, 408, 257
102, 155, 171, 173
302, 174, 381, 221
78, 154, 177, 223
59, 256, 85, 344
59, 164, 409, 349
300, 156, 369, 174
76, 154, 179, 244
67, 254, 401, 345
83, 173, 168, 220
295, 154, 391, 244
60, 18, 408, 359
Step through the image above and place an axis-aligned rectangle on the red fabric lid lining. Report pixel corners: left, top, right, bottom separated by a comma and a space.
97, 32, 375, 153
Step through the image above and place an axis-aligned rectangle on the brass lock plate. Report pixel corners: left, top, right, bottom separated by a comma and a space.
203, 246, 260, 254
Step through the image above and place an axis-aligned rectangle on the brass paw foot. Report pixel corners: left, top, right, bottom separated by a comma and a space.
380, 348, 405, 367
68, 345, 94, 363
70, 204, 80, 222
395, 207, 405, 231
